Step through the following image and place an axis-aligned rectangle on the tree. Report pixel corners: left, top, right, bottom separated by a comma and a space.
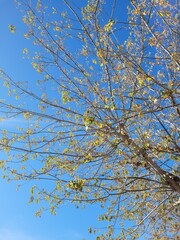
0, 0, 180, 239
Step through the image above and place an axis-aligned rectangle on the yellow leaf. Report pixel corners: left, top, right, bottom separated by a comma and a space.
23, 48, 29, 54
168, 80, 173, 88
97, 49, 103, 58
134, 6, 141, 15
104, 19, 114, 32
8, 25, 16, 33
45, 195, 50, 201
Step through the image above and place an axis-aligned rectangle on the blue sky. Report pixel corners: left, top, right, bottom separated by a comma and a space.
0, 1, 134, 240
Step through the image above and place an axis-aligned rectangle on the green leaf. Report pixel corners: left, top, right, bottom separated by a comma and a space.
8, 25, 16, 33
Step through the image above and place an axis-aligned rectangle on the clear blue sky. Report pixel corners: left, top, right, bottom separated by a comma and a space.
0, 1, 129, 240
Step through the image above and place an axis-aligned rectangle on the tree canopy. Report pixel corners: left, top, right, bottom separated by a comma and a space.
0, 0, 180, 239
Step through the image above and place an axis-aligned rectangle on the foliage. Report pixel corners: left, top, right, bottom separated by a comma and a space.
0, 0, 180, 239
8, 24, 16, 33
